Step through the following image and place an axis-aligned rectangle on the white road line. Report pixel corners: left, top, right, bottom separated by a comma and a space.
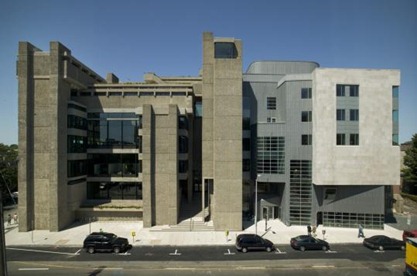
275, 248, 287, 254
224, 249, 235, 255
74, 249, 81, 255
169, 249, 181, 256
236, 267, 266, 270
312, 265, 336, 268
19, 268, 49, 271
7, 247, 78, 256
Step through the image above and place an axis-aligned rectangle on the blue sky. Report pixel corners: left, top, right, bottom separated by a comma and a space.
1, 0, 416, 145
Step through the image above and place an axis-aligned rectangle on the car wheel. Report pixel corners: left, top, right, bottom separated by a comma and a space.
266, 246, 272, 252
378, 245, 384, 251
322, 246, 328, 251
242, 247, 248, 253
300, 246, 306, 252
87, 247, 95, 254
113, 247, 121, 254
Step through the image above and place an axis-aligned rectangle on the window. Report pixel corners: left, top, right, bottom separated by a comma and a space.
336, 109, 345, 121
350, 109, 359, 121
214, 42, 237, 59
336, 85, 345, 97
350, 85, 359, 97
301, 111, 312, 122
178, 136, 188, 153
336, 133, 346, 145
301, 88, 312, 99
257, 137, 285, 174
178, 116, 189, 130
68, 160, 87, 177
243, 159, 250, 172
392, 86, 399, 98
301, 135, 312, 145
178, 160, 188, 173
324, 188, 337, 200
337, 84, 359, 97
267, 97, 276, 110
267, 117, 276, 123
68, 135, 87, 153
350, 134, 359, 145
243, 138, 251, 151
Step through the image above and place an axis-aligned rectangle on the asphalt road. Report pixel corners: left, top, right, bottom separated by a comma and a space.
5, 244, 406, 275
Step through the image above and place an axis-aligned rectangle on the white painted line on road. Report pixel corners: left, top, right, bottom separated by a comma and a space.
169, 249, 182, 256
119, 252, 131, 255
374, 250, 385, 253
8, 247, 77, 256
274, 248, 287, 254
19, 268, 49, 271
224, 249, 235, 255
312, 265, 336, 268
74, 249, 81, 255
236, 266, 266, 270
105, 268, 123, 270
325, 250, 338, 253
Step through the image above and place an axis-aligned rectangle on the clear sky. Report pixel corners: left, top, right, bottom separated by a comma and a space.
0, 0, 416, 145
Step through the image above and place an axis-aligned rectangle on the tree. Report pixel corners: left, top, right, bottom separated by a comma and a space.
0, 143, 18, 205
403, 134, 417, 190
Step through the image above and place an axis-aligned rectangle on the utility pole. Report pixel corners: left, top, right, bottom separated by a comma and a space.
0, 185, 8, 276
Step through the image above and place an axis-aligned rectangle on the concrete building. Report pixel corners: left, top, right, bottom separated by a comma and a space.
17, 32, 400, 232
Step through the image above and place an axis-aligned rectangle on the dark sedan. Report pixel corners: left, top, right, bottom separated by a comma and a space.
363, 235, 405, 251
290, 235, 330, 251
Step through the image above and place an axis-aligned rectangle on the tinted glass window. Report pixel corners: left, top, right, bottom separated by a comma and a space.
214, 42, 237, 58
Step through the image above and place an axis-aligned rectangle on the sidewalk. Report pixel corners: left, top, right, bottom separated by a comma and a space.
4, 218, 405, 247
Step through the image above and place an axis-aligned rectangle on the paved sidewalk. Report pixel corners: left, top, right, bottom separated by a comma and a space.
4, 218, 405, 247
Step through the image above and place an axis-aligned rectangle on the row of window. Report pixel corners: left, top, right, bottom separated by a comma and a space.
337, 133, 359, 145
336, 109, 359, 121
336, 85, 359, 97
257, 137, 285, 174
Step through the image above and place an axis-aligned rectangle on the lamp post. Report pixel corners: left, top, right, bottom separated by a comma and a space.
255, 174, 261, 236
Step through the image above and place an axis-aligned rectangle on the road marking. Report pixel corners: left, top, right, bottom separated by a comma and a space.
119, 252, 131, 255
169, 249, 181, 256
7, 247, 78, 256
325, 250, 338, 253
312, 265, 336, 268
19, 268, 49, 271
275, 248, 287, 254
224, 249, 235, 255
236, 266, 266, 270
374, 250, 385, 253
74, 249, 81, 255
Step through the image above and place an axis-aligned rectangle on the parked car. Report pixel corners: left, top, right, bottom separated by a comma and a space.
363, 235, 405, 251
403, 229, 417, 241
290, 235, 330, 251
83, 232, 131, 254
235, 234, 274, 253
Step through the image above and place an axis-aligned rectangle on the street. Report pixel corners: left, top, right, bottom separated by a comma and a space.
6, 244, 405, 275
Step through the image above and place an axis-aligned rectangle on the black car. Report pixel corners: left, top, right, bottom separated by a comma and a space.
290, 235, 330, 251
363, 235, 405, 251
83, 232, 132, 254
235, 234, 274, 253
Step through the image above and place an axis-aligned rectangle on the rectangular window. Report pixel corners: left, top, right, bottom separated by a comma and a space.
350, 134, 359, 145
336, 109, 345, 121
267, 117, 276, 123
243, 159, 250, 172
392, 86, 399, 98
336, 85, 345, 97
301, 88, 312, 99
301, 111, 312, 122
350, 85, 359, 97
301, 135, 312, 145
257, 136, 285, 174
214, 42, 237, 59
243, 138, 251, 151
337, 133, 346, 145
267, 97, 276, 110
349, 109, 359, 121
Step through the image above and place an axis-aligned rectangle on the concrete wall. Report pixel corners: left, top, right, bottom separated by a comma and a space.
312, 68, 401, 186
202, 32, 243, 230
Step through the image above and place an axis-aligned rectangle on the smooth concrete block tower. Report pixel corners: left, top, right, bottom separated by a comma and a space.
202, 32, 243, 230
